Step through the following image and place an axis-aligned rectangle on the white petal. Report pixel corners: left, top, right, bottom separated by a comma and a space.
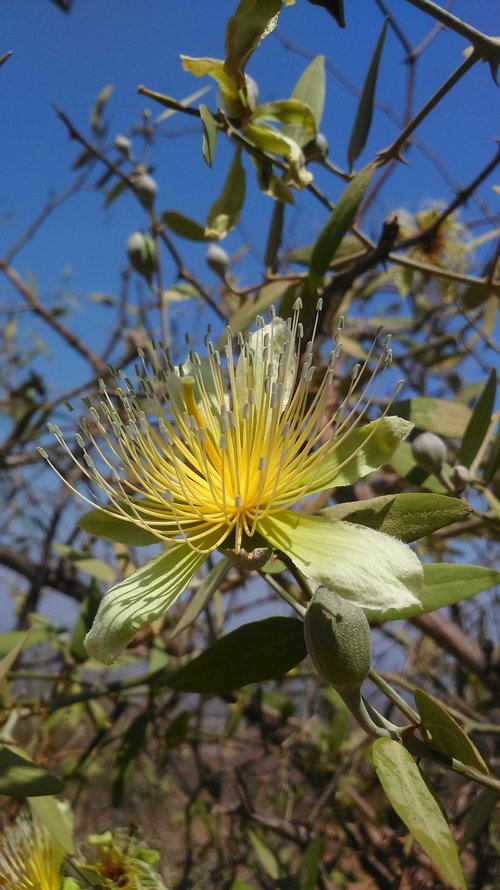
85, 543, 206, 664
259, 511, 423, 619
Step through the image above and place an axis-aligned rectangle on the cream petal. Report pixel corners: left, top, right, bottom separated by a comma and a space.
259, 510, 423, 619
84, 542, 207, 664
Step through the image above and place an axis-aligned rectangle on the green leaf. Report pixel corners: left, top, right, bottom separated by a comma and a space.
84, 540, 209, 664
264, 198, 284, 271
289, 55, 325, 139
308, 163, 375, 291
248, 827, 285, 880
259, 511, 423, 618
171, 557, 231, 638
224, 0, 281, 90
199, 102, 218, 167
180, 56, 244, 117
112, 712, 149, 807
29, 794, 74, 854
458, 368, 496, 467
388, 397, 471, 438
90, 83, 113, 134
372, 738, 466, 890
388, 563, 500, 620
70, 583, 102, 663
302, 416, 414, 492
484, 430, 500, 482
53, 545, 116, 583
167, 617, 306, 692
251, 99, 317, 139
104, 177, 127, 209
77, 506, 159, 546
347, 20, 387, 168
414, 689, 488, 773
322, 493, 471, 543
162, 210, 208, 242
0, 630, 32, 681
217, 280, 294, 348
245, 122, 295, 157
460, 788, 499, 849
0, 627, 50, 658
205, 146, 246, 240
0, 746, 63, 797
229, 881, 256, 890
297, 834, 323, 890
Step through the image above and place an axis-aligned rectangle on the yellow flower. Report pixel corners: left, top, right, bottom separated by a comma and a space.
80, 829, 167, 890
0, 813, 63, 890
41, 302, 423, 663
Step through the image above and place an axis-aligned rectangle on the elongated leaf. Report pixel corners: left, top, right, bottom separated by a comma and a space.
180, 56, 243, 117
298, 834, 323, 890
112, 712, 149, 806
460, 788, 499, 849
373, 738, 466, 889
163, 210, 207, 242
0, 627, 50, 658
414, 689, 488, 773
321, 493, 471, 543
29, 794, 74, 854
84, 540, 210, 664
484, 430, 500, 482
389, 397, 471, 438
205, 146, 246, 239
0, 746, 63, 797
0, 630, 31, 681
308, 163, 375, 291
290, 55, 325, 134
199, 102, 218, 167
70, 582, 102, 663
217, 280, 293, 348
458, 368, 496, 467
264, 199, 284, 271
167, 617, 306, 692
347, 20, 387, 168
251, 99, 317, 139
171, 557, 231, 638
307, 1, 345, 27
389, 563, 500, 620
248, 827, 285, 879
78, 507, 159, 546
224, 0, 281, 90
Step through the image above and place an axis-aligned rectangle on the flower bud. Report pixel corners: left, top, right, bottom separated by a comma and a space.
132, 172, 158, 209
304, 586, 371, 690
411, 431, 447, 473
114, 134, 132, 158
449, 464, 471, 493
206, 244, 230, 278
126, 232, 157, 282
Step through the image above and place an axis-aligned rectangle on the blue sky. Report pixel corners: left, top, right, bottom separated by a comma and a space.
1, 0, 498, 389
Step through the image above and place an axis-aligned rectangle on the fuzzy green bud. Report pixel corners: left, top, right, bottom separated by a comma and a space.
132, 172, 158, 209
304, 587, 372, 690
449, 463, 471, 493
126, 232, 157, 283
411, 431, 447, 473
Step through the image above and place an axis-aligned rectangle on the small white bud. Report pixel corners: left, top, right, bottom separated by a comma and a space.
411, 431, 447, 473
